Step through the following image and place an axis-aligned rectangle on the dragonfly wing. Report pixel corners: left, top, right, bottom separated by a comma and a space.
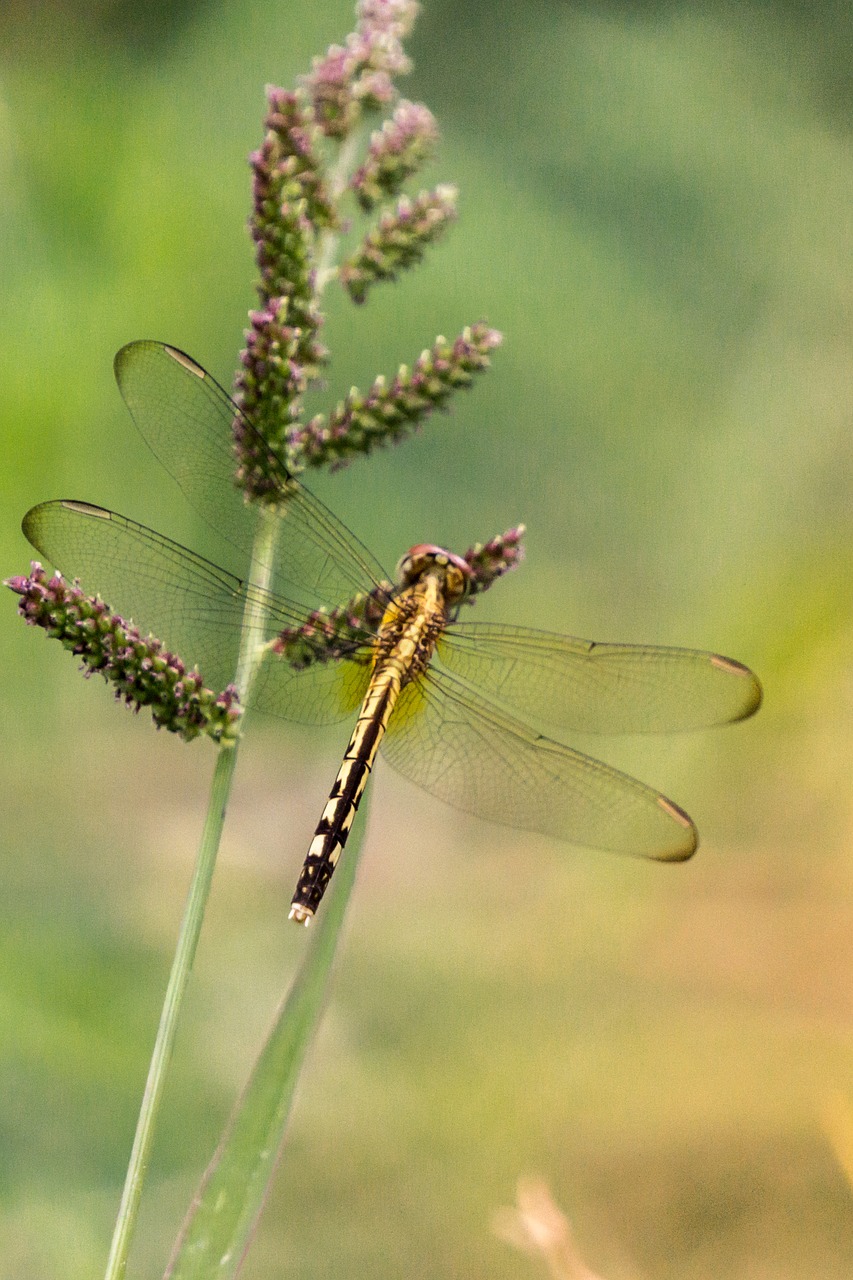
437, 623, 761, 734
252, 647, 371, 725
22, 501, 372, 725
114, 341, 389, 608
381, 667, 697, 860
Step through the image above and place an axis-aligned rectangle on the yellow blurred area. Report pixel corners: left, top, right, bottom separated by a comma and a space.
1, 1, 852, 1276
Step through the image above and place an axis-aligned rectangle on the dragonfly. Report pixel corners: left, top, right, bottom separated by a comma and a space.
22, 342, 762, 923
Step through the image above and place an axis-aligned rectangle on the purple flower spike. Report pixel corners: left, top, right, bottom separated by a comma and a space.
287, 323, 502, 471
351, 100, 438, 211
463, 526, 527, 596
234, 88, 333, 497
228, 2, 491, 488
7, 564, 243, 743
357, 0, 419, 38
272, 585, 391, 670
233, 298, 327, 500
341, 185, 458, 304
304, 0, 419, 138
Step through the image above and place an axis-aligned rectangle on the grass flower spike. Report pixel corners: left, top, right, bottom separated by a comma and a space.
234, 88, 332, 498
463, 524, 526, 595
341, 184, 458, 304
351, 100, 438, 211
304, 0, 419, 138
8, 561, 242, 742
289, 323, 502, 469
233, 1, 476, 497
272, 587, 391, 670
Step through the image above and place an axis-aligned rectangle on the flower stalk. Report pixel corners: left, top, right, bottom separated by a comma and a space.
11, 3, 505, 1276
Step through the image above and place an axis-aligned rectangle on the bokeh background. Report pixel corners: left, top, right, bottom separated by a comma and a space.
1, 1, 852, 1276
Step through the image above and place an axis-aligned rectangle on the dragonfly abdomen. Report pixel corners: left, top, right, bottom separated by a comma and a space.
288, 568, 458, 925
289, 671, 401, 923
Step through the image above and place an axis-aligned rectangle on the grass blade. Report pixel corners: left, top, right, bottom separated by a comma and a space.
164, 805, 367, 1278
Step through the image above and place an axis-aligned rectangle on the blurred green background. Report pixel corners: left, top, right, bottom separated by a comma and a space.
2, 0, 852, 1276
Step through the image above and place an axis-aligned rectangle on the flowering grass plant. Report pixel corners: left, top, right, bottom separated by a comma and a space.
7, 3, 508, 1276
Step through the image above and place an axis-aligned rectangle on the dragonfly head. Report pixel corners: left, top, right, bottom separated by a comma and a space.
396, 544, 472, 604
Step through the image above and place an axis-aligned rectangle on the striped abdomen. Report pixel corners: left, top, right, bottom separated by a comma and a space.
287, 563, 464, 926
288, 670, 402, 923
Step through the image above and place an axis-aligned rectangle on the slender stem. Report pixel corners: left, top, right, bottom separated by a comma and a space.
103, 740, 239, 1280
315, 128, 365, 293
104, 510, 282, 1280
234, 505, 281, 697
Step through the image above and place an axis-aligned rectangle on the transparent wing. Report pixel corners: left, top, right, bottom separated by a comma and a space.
114, 340, 389, 609
437, 623, 762, 734
380, 667, 698, 860
22, 501, 372, 726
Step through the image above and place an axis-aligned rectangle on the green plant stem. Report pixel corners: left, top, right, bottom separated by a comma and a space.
103, 511, 281, 1280
234, 506, 280, 693
102, 739, 239, 1280
315, 128, 364, 292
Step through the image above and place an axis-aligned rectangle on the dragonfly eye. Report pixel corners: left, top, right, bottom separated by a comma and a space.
396, 544, 472, 602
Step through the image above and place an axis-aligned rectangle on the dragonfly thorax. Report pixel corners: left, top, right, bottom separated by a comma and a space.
396, 543, 472, 604
372, 571, 448, 683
